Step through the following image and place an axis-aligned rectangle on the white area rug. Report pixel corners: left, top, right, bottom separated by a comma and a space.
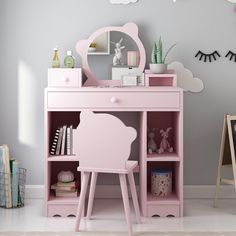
1, 233, 236, 236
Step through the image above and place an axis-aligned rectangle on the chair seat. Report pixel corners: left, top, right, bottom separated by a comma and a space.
77, 160, 138, 174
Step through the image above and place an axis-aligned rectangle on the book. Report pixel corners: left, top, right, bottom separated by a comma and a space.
2, 144, 12, 208
12, 160, 19, 207
60, 125, 67, 155
55, 189, 78, 197
66, 126, 71, 155
56, 127, 63, 155
0, 146, 5, 207
70, 126, 73, 155
57, 181, 76, 187
72, 128, 77, 155
51, 183, 76, 191
50, 128, 60, 155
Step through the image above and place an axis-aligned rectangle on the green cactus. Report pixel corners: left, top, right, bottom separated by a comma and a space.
151, 37, 176, 64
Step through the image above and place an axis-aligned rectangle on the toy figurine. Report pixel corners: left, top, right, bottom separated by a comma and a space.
147, 128, 158, 154
111, 38, 125, 66
158, 127, 174, 154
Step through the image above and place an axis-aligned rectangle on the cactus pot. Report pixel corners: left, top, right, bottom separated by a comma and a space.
149, 64, 167, 74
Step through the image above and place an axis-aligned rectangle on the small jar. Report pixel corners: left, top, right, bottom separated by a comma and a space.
52, 47, 60, 68
64, 50, 75, 68
151, 169, 172, 197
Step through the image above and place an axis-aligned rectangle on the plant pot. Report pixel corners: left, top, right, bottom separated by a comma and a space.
149, 64, 167, 74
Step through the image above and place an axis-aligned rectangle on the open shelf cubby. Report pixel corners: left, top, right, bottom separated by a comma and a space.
46, 161, 80, 217
147, 111, 180, 158
146, 161, 180, 203
143, 161, 181, 217
145, 70, 177, 87
141, 110, 183, 217
47, 111, 81, 158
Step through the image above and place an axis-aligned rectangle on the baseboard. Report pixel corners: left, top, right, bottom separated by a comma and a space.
25, 184, 236, 199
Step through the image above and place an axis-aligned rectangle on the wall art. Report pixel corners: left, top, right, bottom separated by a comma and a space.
168, 61, 204, 93
225, 51, 236, 62
195, 50, 221, 62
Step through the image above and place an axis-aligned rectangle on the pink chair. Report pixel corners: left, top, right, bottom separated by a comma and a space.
74, 110, 141, 236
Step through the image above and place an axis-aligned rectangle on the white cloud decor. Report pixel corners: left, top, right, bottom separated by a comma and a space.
109, 0, 138, 4
168, 61, 204, 93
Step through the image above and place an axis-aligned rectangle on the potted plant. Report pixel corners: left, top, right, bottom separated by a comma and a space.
150, 37, 176, 74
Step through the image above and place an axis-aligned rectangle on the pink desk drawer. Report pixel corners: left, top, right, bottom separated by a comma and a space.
47, 91, 180, 109
48, 68, 82, 87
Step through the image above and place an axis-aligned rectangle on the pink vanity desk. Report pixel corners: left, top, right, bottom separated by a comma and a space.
45, 85, 183, 217
44, 22, 183, 218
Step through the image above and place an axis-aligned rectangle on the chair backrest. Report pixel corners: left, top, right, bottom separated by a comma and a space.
74, 110, 137, 170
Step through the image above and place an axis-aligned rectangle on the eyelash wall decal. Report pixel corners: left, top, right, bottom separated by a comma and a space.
225, 51, 236, 62
195, 50, 221, 62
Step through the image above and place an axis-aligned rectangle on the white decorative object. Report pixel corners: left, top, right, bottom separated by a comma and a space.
88, 47, 96, 53
147, 128, 158, 154
149, 64, 167, 74
111, 38, 125, 66
57, 171, 74, 183
227, 0, 236, 3
158, 127, 173, 154
112, 67, 139, 80
168, 61, 204, 93
137, 73, 145, 86
109, 0, 138, 4
122, 75, 137, 86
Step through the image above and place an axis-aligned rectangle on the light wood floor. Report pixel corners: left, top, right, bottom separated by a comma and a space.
1, 199, 236, 232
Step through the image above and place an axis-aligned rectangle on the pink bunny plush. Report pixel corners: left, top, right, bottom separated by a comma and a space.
158, 127, 173, 154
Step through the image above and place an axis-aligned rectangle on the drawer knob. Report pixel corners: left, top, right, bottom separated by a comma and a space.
110, 97, 118, 103
64, 77, 70, 83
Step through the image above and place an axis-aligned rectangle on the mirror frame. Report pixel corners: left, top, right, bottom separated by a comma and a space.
76, 22, 146, 86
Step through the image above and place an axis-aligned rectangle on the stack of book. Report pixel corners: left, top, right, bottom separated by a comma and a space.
51, 181, 78, 197
50, 125, 76, 156
0, 144, 24, 208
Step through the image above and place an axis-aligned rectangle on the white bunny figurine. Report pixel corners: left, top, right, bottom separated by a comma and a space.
158, 127, 174, 154
147, 128, 158, 154
111, 38, 125, 66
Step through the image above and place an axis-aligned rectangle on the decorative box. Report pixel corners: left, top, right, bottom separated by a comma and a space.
48, 68, 82, 87
151, 169, 172, 197
112, 67, 144, 86
111, 66, 139, 81
122, 75, 137, 86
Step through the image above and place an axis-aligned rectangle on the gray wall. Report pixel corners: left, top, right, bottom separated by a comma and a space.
0, 0, 236, 185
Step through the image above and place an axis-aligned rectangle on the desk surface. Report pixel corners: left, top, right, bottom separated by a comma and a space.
46, 86, 183, 92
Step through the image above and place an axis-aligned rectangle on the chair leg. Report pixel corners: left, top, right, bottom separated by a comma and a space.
75, 171, 90, 231
128, 171, 141, 224
119, 174, 133, 236
87, 172, 98, 219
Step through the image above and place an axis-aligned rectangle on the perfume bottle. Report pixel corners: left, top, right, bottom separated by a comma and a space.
52, 47, 60, 68
64, 50, 75, 68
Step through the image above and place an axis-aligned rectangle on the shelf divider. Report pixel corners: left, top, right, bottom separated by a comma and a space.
146, 192, 180, 205
48, 155, 79, 162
